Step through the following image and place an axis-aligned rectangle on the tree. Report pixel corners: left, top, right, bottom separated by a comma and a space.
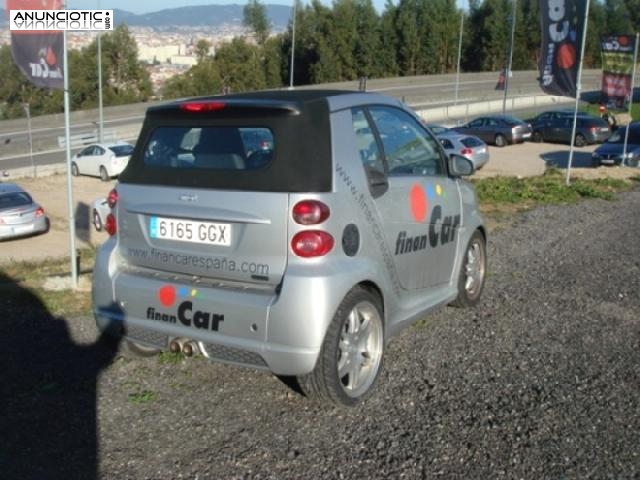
195, 39, 212, 63
243, 0, 270, 46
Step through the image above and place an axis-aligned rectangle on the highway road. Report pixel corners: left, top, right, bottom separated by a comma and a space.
0, 69, 604, 172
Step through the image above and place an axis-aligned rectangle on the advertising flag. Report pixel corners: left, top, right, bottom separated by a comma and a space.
6, 0, 64, 90
538, 0, 588, 97
600, 34, 636, 109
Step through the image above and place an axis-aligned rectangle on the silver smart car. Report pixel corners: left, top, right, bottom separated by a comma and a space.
92, 90, 487, 406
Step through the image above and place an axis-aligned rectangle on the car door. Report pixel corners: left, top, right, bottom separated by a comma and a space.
463, 118, 488, 143
352, 105, 461, 291
91, 146, 107, 176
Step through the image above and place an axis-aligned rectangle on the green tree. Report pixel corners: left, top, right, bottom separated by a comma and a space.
195, 39, 212, 63
243, 0, 270, 46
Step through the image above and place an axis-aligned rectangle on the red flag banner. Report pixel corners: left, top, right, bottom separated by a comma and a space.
600, 34, 636, 109
6, 0, 64, 90
538, 0, 588, 97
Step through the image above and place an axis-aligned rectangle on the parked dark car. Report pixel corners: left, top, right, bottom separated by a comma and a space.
527, 111, 611, 147
454, 114, 532, 147
591, 122, 640, 167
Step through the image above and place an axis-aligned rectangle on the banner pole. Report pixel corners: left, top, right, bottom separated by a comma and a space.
63, 28, 78, 289
622, 32, 639, 166
565, 0, 591, 186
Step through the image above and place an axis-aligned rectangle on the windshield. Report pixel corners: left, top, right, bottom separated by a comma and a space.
606, 128, 640, 144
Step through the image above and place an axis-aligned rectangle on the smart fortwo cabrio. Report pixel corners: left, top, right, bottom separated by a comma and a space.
92, 90, 487, 406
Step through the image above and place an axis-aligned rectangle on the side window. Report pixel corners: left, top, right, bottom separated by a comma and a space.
439, 138, 454, 150
369, 106, 445, 177
469, 118, 484, 128
351, 108, 384, 173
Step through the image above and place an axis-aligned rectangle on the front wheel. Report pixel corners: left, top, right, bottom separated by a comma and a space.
297, 286, 384, 406
451, 230, 487, 308
92, 209, 102, 231
494, 134, 507, 147
71, 162, 79, 176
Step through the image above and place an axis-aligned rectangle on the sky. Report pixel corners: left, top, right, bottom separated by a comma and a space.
3, 0, 468, 16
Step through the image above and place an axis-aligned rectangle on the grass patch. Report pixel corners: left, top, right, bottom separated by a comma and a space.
128, 389, 157, 405
158, 351, 185, 365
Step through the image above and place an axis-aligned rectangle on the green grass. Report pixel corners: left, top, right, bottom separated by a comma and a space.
158, 351, 185, 364
128, 389, 157, 405
473, 169, 638, 206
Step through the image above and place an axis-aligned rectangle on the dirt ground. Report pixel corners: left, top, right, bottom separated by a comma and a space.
1, 143, 638, 266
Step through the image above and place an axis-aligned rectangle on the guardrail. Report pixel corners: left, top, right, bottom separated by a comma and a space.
57, 128, 118, 148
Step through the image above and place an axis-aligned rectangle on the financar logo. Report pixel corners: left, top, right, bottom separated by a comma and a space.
146, 285, 224, 332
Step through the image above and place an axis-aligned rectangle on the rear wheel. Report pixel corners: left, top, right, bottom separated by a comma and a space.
71, 162, 79, 176
574, 134, 587, 147
99, 166, 109, 182
297, 286, 384, 406
451, 230, 487, 308
494, 134, 507, 147
532, 131, 543, 143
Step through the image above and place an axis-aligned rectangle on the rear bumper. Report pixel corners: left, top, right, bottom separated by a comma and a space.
0, 216, 48, 240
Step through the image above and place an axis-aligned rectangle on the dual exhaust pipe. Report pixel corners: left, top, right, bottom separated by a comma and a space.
169, 338, 199, 357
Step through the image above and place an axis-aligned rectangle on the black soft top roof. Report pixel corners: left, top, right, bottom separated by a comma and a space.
118, 90, 359, 192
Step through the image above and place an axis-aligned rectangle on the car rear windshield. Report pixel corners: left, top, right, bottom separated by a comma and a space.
119, 99, 332, 193
142, 127, 274, 171
461, 137, 484, 147
108, 144, 134, 157
0, 192, 31, 209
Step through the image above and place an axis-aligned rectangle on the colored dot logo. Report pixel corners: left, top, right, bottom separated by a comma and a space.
158, 285, 200, 307
410, 184, 428, 222
158, 285, 176, 307
435, 184, 443, 196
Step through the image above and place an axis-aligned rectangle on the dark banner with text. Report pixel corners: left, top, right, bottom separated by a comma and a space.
600, 34, 636, 109
538, 0, 588, 97
6, 0, 64, 90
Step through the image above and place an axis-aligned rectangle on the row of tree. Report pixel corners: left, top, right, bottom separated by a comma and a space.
1, 0, 639, 119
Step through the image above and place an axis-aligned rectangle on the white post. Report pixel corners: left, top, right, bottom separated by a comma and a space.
502, 0, 516, 114
565, 0, 591, 186
288, 0, 296, 90
97, 0, 104, 143
63, 29, 78, 289
454, 13, 463, 105
23, 103, 35, 178
622, 32, 639, 165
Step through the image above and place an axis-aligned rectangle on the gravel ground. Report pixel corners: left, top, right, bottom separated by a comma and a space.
2, 187, 639, 480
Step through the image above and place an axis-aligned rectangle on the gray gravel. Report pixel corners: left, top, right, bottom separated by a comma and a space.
2, 187, 639, 480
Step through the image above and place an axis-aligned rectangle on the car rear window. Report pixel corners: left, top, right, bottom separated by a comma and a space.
0, 192, 31, 209
461, 137, 484, 148
142, 127, 274, 171
108, 144, 134, 157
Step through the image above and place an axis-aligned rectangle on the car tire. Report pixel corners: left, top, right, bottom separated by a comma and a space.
297, 286, 384, 406
494, 134, 507, 147
450, 229, 487, 308
93, 209, 102, 232
71, 162, 79, 176
574, 134, 587, 147
99, 166, 109, 182
532, 131, 543, 143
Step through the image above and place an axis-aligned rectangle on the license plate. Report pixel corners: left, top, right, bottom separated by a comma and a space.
13, 224, 34, 234
149, 216, 231, 246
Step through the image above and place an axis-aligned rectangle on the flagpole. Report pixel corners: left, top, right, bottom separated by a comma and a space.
454, 12, 463, 105
97, 0, 104, 142
622, 32, 639, 166
63, 28, 78, 289
502, 0, 516, 114
565, 0, 591, 186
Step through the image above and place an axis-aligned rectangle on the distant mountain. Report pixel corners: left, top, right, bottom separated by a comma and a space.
0, 5, 293, 31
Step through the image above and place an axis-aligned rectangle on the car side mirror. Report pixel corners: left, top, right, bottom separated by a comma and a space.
366, 166, 389, 198
448, 154, 474, 177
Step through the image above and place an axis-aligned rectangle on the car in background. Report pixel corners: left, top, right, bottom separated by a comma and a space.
527, 111, 610, 146
591, 122, 640, 167
425, 124, 451, 135
71, 141, 134, 181
92, 197, 109, 232
0, 183, 49, 241
454, 114, 532, 147
433, 130, 490, 170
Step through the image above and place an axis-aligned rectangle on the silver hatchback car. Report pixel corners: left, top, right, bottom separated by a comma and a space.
93, 91, 487, 406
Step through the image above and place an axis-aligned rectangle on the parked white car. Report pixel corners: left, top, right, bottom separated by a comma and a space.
71, 142, 134, 181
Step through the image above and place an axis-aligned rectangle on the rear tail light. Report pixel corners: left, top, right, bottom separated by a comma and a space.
35, 207, 45, 217
292, 200, 330, 225
107, 188, 118, 208
589, 126, 598, 134
105, 213, 117, 236
460, 147, 473, 157
291, 231, 334, 258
